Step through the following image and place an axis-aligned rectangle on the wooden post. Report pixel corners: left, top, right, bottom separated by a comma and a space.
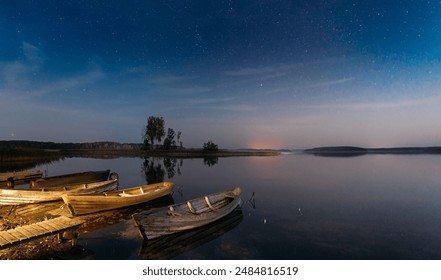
6, 177, 14, 188
71, 230, 78, 246
57, 229, 79, 246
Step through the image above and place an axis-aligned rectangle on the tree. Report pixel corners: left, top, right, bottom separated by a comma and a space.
163, 128, 177, 150
143, 116, 165, 149
203, 140, 218, 151
177, 131, 182, 149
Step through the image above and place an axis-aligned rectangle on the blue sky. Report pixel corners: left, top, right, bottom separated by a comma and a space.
2, 0, 441, 148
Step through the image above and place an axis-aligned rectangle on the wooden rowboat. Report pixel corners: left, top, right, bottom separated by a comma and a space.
0, 179, 118, 205
62, 181, 174, 216
132, 187, 242, 240
30, 170, 115, 189
138, 207, 243, 259
0, 170, 43, 188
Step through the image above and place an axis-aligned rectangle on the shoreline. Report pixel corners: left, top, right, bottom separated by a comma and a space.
0, 140, 281, 160
0, 147, 281, 172
61, 148, 281, 158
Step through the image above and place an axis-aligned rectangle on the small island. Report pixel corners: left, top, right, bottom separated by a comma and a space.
304, 146, 441, 156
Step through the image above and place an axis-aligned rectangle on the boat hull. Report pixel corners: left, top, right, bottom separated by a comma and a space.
0, 179, 118, 205
30, 170, 112, 189
62, 181, 174, 216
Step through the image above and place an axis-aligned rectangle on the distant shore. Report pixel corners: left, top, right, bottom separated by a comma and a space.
62, 148, 281, 158
0, 140, 280, 170
304, 146, 441, 156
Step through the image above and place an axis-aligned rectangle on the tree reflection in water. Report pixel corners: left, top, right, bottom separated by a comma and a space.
142, 156, 218, 184
203, 156, 218, 167
142, 157, 183, 184
142, 158, 165, 184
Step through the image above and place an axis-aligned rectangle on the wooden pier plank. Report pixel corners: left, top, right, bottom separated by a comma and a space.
0, 216, 83, 250
38, 222, 59, 232
15, 226, 34, 237
6, 230, 27, 241
49, 218, 65, 228
0, 234, 10, 245
0, 232, 15, 244
26, 224, 47, 235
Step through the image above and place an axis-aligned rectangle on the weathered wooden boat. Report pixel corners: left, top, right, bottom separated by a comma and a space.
62, 181, 174, 216
0, 179, 118, 205
138, 207, 243, 259
132, 187, 242, 240
30, 170, 115, 189
0, 170, 43, 188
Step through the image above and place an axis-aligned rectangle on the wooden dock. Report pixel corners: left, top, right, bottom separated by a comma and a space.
0, 216, 83, 250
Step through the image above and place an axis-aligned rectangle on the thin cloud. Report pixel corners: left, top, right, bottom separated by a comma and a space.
1, 42, 45, 86
217, 104, 258, 112
22, 42, 45, 65
1, 68, 105, 99
224, 65, 279, 76
1, 62, 30, 86
192, 103, 258, 112
33, 69, 105, 97
307, 94, 441, 111
1, 42, 104, 98
188, 96, 235, 105
223, 57, 348, 78
167, 86, 212, 95
149, 74, 196, 85
307, 77, 354, 88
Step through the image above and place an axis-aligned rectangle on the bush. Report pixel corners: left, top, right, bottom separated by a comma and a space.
203, 140, 218, 151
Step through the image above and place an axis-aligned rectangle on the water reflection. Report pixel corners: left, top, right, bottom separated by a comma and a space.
0, 158, 60, 173
142, 158, 166, 184
247, 192, 256, 209
142, 157, 185, 184
77, 195, 175, 233
203, 156, 218, 167
163, 158, 182, 178
142, 156, 217, 184
4, 154, 441, 259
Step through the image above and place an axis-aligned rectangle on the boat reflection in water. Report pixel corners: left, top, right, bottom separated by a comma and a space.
138, 207, 243, 260
76, 194, 175, 233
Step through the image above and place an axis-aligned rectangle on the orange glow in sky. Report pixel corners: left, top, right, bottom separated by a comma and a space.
246, 139, 283, 150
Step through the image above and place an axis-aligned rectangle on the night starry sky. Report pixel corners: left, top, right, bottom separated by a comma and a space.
2, 0, 441, 148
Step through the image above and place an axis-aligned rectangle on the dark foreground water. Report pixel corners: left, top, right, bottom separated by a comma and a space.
7, 153, 441, 259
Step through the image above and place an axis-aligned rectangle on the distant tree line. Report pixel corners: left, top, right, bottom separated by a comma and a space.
0, 140, 143, 150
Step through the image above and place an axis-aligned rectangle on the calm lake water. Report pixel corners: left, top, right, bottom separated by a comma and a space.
10, 153, 441, 259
